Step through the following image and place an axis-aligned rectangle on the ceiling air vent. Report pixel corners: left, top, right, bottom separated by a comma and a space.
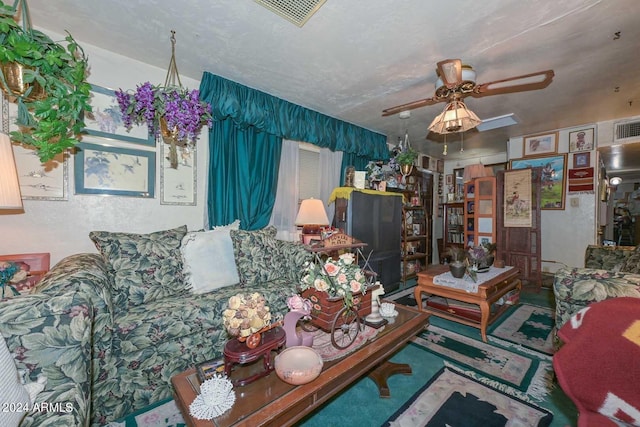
614, 120, 640, 143
254, 0, 327, 27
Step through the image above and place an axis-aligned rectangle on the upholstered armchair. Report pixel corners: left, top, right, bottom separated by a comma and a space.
553, 245, 640, 330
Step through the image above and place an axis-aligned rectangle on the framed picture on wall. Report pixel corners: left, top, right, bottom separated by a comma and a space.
13, 145, 68, 200
2, 92, 68, 200
83, 84, 155, 146
523, 132, 558, 157
74, 142, 155, 197
160, 141, 197, 205
510, 153, 567, 210
569, 128, 595, 152
573, 151, 590, 168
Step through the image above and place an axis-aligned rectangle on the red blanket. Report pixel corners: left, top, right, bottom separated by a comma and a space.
553, 297, 640, 426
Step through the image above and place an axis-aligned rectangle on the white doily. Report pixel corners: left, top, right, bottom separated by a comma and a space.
189, 374, 236, 420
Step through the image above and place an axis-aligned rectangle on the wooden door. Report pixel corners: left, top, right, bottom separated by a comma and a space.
496, 168, 542, 290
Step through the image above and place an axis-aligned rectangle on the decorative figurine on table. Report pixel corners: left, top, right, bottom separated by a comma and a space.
283, 295, 314, 348
364, 282, 387, 327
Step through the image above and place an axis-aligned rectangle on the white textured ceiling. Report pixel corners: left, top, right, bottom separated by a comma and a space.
26, 0, 640, 170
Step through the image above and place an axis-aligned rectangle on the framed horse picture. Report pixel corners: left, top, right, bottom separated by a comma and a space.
509, 154, 567, 210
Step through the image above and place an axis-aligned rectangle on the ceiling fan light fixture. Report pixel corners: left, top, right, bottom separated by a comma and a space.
435, 66, 476, 90
428, 99, 481, 134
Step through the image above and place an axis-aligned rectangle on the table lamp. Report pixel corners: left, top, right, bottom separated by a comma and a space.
295, 198, 330, 244
0, 133, 23, 211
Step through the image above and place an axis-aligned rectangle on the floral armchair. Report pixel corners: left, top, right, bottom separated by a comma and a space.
553, 245, 640, 331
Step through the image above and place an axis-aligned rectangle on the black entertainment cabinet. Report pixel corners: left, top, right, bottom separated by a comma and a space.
331, 188, 403, 292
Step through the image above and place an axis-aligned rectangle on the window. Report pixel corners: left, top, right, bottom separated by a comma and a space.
298, 142, 320, 202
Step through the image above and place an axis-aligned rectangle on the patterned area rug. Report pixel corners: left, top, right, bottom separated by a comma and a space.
383, 367, 553, 427
412, 325, 552, 400
488, 303, 556, 355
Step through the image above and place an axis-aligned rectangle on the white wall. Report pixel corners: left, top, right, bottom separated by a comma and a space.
435, 124, 616, 271
0, 31, 209, 265
507, 125, 598, 271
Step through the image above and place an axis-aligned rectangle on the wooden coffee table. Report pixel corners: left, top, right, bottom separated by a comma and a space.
415, 265, 521, 342
171, 303, 429, 427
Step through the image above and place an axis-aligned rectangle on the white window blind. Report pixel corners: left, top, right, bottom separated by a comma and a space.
298, 143, 320, 201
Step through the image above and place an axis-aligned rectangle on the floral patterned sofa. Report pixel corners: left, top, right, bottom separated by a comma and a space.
0, 225, 311, 426
0, 291, 94, 427
553, 245, 640, 330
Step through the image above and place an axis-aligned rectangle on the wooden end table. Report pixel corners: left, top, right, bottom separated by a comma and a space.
223, 327, 286, 386
171, 303, 429, 427
415, 265, 521, 342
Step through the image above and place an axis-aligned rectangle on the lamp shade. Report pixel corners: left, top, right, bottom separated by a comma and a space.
295, 198, 329, 227
428, 99, 481, 134
0, 133, 23, 210
463, 163, 489, 182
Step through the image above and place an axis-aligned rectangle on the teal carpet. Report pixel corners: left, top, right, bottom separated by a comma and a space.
112, 287, 577, 427
297, 287, 577, 427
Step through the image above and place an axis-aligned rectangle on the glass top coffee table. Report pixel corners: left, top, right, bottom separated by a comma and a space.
171, 302, 429, 427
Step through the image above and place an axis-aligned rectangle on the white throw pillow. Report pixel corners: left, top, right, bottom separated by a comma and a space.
0, 336, 30, 427
182, 220, 241, 294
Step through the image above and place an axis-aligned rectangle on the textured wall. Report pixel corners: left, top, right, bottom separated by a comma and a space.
0, 31, 208, 266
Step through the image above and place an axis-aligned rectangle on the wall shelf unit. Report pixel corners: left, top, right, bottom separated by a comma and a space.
443, 202, 465, 250
401, 204, 428, 284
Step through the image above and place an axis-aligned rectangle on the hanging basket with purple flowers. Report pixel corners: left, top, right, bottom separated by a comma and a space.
114, 31, 212, 168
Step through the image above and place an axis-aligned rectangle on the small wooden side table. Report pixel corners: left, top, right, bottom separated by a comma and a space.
415, 265, 521, 342
223, 326, 286, 386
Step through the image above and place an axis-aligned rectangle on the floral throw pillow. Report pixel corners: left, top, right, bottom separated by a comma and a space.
89, 225, 189, 311
230, 226, 285, 286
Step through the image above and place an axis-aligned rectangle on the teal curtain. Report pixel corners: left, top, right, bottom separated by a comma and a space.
199, 72, 389, 160
199, 72, 389, 229
207, 119, 282, 230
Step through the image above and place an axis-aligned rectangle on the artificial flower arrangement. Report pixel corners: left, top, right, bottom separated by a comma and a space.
467, 242, 497, 267
222, 292, 272, 338
115, 82, 212, 146
0, 261, 27, 298
300, 252, 368, 308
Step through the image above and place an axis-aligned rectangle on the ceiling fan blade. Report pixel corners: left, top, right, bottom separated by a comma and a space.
436, 59, 462, 88
473, 70, 555, 97
381, 96, 441, 117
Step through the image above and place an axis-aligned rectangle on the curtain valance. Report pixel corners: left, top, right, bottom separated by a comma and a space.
199, 72, 389, 160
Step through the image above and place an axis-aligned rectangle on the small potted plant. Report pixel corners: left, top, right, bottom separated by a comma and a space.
0, 0, 91, 162
446, 247, 467, 279
467, 242, 497, 272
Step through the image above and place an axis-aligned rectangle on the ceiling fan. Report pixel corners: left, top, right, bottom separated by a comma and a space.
382, 59, 554, 117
